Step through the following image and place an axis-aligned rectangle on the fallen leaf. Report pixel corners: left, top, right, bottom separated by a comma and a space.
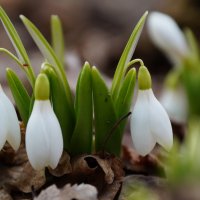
69, 153, 124, 200
48, 151, 72, 177
34, 183, 98, 200
122, 145, 165, 176
0, 122, 46, 193
0, 122, 27, 165
0, 187, 12, 200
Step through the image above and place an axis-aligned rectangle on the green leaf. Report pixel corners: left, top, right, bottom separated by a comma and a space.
92, 66, 121, 156
6, 68, 31, 125
184, 28, 200, 62
181, 66, 200, 116
111, 11, 148, 100
165, 119, 200, 184
0, 48, 23, 67
29, 94, 35, 117
42, 63, 75, 150
20, 15, 74, 109
0, 7, 35, 86
70, 62, 93, 155
51, 15, 65, 66
115, 68, 136, 131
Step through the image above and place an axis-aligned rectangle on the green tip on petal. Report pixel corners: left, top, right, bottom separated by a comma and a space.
35, 73, 50, 100
138, 66, 152, 90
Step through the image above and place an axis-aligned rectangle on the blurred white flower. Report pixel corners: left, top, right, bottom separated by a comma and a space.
147, 11, 189, 65
130, 66, 173, 156
0, 85, 20, 151
160, 86, 188, 124
26, 100, 63, 170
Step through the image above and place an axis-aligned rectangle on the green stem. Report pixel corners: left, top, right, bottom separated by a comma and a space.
126, 58, 144, 68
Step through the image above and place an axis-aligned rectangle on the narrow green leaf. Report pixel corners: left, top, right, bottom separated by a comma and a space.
184, 28, 200, 61
70, 62, 93, 155
111, 11, 148, 100
20, 15, 74, 109
0, 48, 23, 68
115, 68, 136, 130
6, 68, 31, 125
51, 15, 65, 66
29, 94, 35, 117
181, 66, 200, 116
0, 7, 35, 86
42, 63, 75, 150
92, 66, 121, 156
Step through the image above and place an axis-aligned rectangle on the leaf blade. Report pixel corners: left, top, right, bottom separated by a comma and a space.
42, 63, 75, 150
111, 11, 148, 100
70, 62, 93, 155
6, 68, 31, 125
115, 68, 136, 131
92, 66, 121, 156
51, 15, 65, 66
0, 7, 35, 86
20, 15, 74, 109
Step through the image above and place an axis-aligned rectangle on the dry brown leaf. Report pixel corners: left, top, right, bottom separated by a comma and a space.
122, 145, 165, 176
0, 187, 12, 200
0, 122, 46, 193
0, 160, 46, 193
48, 151, 72, 177
69, 153, 124, 200
34, 183, 98, 200
0, 122, 27, 165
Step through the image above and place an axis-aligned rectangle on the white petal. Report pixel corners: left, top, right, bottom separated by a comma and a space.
42, 102, 63, 169
0, 87, 20, 151
148, 90, 173, 151
0, 101, 7, 150
131, 90, 156, 156
147, 12, 189, 64
26, 100, 63, 170
26, 101, 50, 170
160, 87, 188, 123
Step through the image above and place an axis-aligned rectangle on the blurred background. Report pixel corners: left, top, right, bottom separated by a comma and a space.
0, 0, 200, 92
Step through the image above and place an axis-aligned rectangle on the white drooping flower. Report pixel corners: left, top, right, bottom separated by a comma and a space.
0, 85, 21, 151
26, 74, 63, 170
130, 66, 173, 156
147, 11, 189, 65
160, 86, 188, 124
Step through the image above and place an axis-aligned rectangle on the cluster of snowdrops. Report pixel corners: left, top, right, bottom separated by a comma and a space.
2, 7, 197, 173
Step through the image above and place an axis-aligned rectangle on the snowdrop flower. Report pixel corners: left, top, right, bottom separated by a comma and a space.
26, 74, 63, 170
147, 12, 189, 65
0, 85, 20, 151
130, 66, 173, 156
160, 86, 188, 124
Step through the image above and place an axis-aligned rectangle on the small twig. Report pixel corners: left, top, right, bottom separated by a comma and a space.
102, 112, 132, 156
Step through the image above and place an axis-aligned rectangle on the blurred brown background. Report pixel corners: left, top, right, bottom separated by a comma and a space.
0, 0, 199, 89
